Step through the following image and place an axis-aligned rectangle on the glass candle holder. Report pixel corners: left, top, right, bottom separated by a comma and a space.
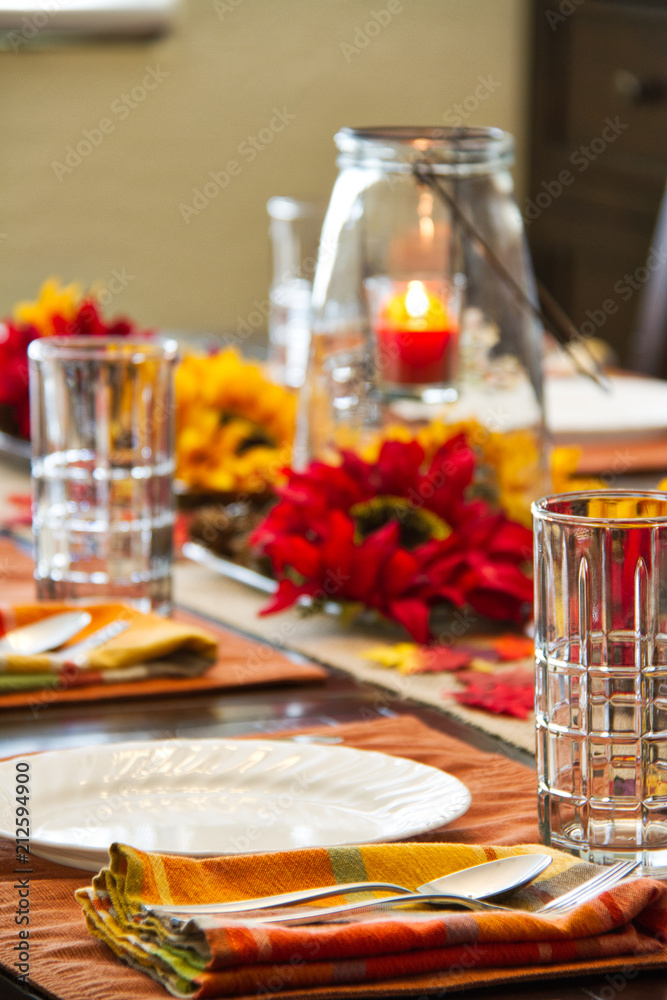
28, 336, 177, 615
365, 276, 461, 395
533, 490, 667, 874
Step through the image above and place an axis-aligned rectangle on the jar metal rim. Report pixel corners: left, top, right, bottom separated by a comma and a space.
532, 490, 667, 526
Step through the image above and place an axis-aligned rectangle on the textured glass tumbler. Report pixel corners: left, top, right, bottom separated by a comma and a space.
533, 491, 667, 874
28, 337, 177, 615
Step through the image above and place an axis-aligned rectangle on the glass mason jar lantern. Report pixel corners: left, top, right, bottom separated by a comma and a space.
297, 126, 549, 522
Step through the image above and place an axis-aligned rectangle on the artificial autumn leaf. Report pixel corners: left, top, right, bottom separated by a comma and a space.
454, 644, 499, 663
450, 667, 535, 719
492, 634, 535, 661
362, 642, 472, 675
418, 647, 472, 673
362, 643, 418, 672
468, 657, 496, 674
5, 493, 32, 527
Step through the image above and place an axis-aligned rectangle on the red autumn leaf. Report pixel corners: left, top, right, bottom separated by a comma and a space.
416, 647, 472, 672
452, 668, 535, 719
493, 634, 535, 661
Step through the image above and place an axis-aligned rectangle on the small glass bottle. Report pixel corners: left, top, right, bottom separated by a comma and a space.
297, 127, 549, 523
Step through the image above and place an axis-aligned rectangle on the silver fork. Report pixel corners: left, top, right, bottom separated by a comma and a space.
537, 859, 640, 915
188, 860, 640, 926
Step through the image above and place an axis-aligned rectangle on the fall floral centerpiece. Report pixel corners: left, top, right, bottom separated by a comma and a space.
0, 279, 142, 439
251, 432, 534, 642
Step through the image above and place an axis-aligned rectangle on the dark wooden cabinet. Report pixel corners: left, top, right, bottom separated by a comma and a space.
528, 0, 667, 367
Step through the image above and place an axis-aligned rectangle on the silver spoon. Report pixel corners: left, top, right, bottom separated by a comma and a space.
149, 853, 552, 917
247, 860, 639, 925
0, 610, 92, 656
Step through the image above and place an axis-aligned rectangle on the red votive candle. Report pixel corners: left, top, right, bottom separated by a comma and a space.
375, 281, 457, 386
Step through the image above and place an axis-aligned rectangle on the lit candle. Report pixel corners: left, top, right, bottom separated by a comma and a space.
375, 280, 457, 387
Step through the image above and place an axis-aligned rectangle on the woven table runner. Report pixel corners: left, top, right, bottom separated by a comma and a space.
0, 714, 665, 1000
0, 538, 325, 710
174, 559, 537, 754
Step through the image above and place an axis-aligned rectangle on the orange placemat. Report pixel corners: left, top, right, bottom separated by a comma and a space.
0, 537, 325, 710
0, 714, 666, 1000
568, 434, 667, 476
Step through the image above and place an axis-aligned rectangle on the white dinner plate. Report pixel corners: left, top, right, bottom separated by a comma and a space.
0, 739, 471, 871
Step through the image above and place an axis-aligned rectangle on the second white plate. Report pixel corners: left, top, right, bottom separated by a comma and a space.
546, 374, 667, 440
0, 738, 471, 870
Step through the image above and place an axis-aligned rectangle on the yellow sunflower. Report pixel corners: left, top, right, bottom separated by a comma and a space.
175, 349, 296, 494
13, 278, 83, 336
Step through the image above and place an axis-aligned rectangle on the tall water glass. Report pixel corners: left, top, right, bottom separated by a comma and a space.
267, 196, 324, 388
28, 337, 177, 615
533, 491, 667, 874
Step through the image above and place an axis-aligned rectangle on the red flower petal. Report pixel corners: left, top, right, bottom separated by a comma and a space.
346, 522, 401, 601
461, 562, 533, 623
319, 510, 355, 581
375, 439, 424, 496
487, 519, 533, 564
387, 598, 431, 643
422, 434, 475, 522
270, 535, 322, 579
383, 547, 420, 597
258, 578, 304, 615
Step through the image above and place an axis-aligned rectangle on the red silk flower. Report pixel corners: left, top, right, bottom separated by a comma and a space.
0, 299, 137, 439
251, 435, 533, 642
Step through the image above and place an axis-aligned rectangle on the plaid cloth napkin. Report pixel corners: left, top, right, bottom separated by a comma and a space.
0, 602, 217, 691
76, 842, 667, 998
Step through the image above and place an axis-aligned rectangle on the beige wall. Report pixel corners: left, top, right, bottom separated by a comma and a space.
0, 0, 531, 339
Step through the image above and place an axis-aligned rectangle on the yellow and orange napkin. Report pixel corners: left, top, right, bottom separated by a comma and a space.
77, 841, 667, 998
0, 602, 217, 692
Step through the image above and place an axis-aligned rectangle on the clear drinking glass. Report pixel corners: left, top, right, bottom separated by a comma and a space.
533, 490, 667, 874
267, 196, 325, 388
28, 336, 178, 615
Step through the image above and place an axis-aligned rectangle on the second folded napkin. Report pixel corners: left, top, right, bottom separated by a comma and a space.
0, 602, 218, 688
76, 841, 667, 998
